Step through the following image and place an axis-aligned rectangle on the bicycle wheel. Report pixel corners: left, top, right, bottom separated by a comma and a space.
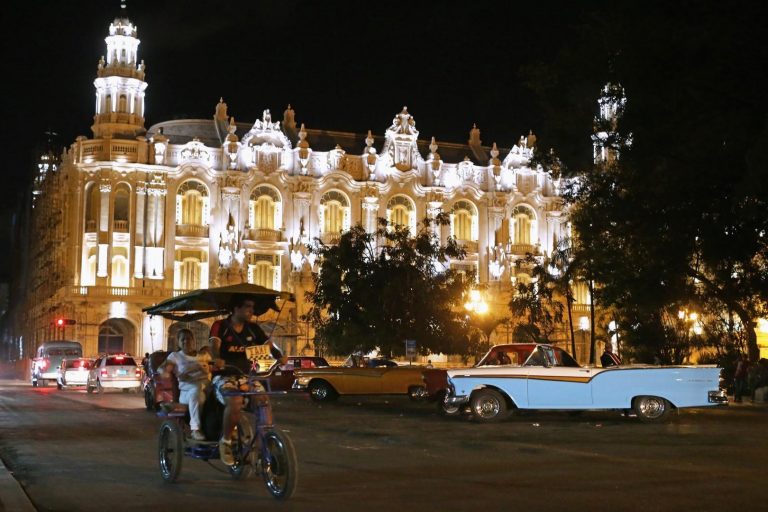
229, 418, 254, 480
158, 420, 183, 482
260, 429, 298, 500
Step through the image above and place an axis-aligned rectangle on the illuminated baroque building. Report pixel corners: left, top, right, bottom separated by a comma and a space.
16, 12, 574, 359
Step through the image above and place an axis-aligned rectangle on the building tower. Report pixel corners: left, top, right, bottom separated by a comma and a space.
91, 5, 148, 138
591, 81, 631, 166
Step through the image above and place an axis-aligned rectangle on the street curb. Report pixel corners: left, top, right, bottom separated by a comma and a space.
0, 455, 36, 512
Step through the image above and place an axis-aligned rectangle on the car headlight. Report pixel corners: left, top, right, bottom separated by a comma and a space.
296, 376, 310, 385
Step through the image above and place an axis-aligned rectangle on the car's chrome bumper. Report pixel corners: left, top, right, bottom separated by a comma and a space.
292, 381, 308, 391
445, 394, 470, 406
708, 389, 729, 404
100, 379, 141, 389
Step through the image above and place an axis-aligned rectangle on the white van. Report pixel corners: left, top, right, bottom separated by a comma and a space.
31, 340, 83, 387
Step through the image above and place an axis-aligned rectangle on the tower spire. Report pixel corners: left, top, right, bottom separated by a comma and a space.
91, 5, 148, 138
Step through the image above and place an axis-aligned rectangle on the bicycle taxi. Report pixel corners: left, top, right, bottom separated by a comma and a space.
142, 283, 298, 500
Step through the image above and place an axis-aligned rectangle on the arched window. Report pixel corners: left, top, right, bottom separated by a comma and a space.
451, 200, 478, 241
320, 190, 350, 235
253, 261, 273, 289
249, 185, 281, 230
180, 258, 201, 290
247, 253, 280, 291
84, 183, 100, 231
176, 180, 209, 226
83, 254, 97, 286
510, 205, 537, 245
386, 195, 415, 233
118, 94, 127, 113
98, 319, 135, 355
113, 184, 130, 233
106, 95, 112, 113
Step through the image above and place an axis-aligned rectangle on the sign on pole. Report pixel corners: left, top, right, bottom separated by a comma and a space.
405, 339, 417, 361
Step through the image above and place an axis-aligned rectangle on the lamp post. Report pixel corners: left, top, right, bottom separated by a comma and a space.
579, 316, 589, 365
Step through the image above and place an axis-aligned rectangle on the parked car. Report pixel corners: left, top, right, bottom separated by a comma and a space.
142, 350, 174, 410
254, 356, 330, 391
293, 356, 426, 402
87, 354, 142, 393
444, 343, 728, 423
423, 344, 540, 415
31, 340, 83, 387
56, 357, 94, 389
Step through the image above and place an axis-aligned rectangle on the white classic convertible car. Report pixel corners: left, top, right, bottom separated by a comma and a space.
445, 343, 727, 423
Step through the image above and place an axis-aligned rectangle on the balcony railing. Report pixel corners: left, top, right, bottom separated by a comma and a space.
78, 138, 142, 163
506, 243, 538, 255
85, 220, 97, 232
320, 232, 342, 245
175, 224, 209, 238
457, 239, 479, 253
245, 228, 282, 242
113, 220, 129, 232
69, 286, 182, 299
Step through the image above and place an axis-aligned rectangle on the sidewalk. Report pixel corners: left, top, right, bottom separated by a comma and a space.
0, 455, 35, 512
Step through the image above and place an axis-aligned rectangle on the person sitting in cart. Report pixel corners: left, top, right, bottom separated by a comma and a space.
210, 296, 287, 465
159, 328, 208, 441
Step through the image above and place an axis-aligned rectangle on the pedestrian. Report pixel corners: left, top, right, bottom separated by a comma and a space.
733, 353, 749, 403
600, 343, 622, 367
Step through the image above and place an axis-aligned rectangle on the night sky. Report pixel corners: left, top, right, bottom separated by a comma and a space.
2, 0, 595, 209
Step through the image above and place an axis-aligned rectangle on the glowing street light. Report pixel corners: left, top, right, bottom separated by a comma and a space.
465, 289, 488, 314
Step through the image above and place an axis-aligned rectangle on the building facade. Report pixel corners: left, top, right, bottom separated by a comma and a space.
15, 12, 576, 360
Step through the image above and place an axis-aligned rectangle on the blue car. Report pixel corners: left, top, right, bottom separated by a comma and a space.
445, 343, 727, 423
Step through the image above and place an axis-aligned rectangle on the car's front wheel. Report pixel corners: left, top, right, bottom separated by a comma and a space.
308, 380, 338, 402
470, 389, 510, 422
632, 395, 673, 423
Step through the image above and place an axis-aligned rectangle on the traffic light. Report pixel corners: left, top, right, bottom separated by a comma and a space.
55, 318, 76, 326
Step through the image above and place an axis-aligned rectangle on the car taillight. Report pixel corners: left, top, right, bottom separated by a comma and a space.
40, 360, 48, 370
100, 369, 108, 377
135, 367, 141, 377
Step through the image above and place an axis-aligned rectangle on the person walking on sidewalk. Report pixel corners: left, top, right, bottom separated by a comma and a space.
733, 353, 749, 403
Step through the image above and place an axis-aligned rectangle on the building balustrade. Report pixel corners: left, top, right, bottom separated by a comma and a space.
113, 220, 129, 232
69, 285, 183, 299
175, 223, 209, 238
506, 243, 537, 255
85, 220, 97, 232
457, 239, 479, 253
320, 232, 342, 245
78, 138, 140, 163
245, 228, 282, 242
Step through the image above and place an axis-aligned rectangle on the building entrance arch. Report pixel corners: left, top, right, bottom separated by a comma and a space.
98, 318, 136, 355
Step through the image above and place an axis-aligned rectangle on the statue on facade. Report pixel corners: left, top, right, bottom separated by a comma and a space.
526, 129, 537, 149
469, 123, 482, 146
283, 104, 296, 130
215, 98, 228, 121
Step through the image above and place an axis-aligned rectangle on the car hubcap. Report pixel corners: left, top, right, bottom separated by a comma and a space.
475, 396, 500, 418
639, 397, 665, 418
312, 386, 327, 399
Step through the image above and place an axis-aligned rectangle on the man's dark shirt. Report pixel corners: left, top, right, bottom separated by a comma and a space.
210, 317, 279, 374
601, 351, 621, 368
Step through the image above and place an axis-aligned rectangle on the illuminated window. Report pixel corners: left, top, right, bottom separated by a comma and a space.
452, 200, 478, 241
176, 180, 209, 226
249, 186, 281, 230
511, 205, 536, 245
320, 190, 350, 234
111, 255, 129, 287
386, 195, 415, 233
114, 183, 130, 223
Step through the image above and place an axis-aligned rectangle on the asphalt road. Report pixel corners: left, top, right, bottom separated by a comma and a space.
0, 379, 765, 512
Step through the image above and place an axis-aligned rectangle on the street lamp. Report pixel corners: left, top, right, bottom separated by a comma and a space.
465, 289, 488, 314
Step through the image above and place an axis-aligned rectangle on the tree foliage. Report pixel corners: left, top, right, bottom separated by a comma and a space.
523, 3, 768, 361
305, 213, 474, 357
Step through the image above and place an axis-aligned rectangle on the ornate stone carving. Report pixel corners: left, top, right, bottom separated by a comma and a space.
297, 124, 311, 175
180, 138, 211, 163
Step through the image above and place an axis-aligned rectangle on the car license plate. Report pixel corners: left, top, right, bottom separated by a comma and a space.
118, 369, 128, 376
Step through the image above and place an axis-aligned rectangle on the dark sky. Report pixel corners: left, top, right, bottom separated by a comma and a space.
2, 0, 598, 211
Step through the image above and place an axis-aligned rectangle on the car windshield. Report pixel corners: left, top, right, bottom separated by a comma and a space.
106, 356, 136, 366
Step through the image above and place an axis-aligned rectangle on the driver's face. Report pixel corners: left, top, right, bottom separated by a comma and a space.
233, 300, 255, 322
